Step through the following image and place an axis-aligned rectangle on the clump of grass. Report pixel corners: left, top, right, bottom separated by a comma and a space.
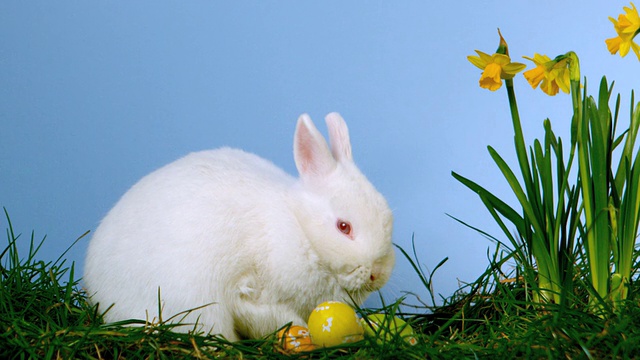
3, 208, 640, 359
400, 240, 640, 358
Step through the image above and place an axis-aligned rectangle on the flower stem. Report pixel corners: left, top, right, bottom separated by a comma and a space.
505, 77, 559, 303
567, 52, 582, 146
505, 78, 537, 226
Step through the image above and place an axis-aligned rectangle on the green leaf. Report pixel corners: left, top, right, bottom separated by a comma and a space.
487, 146, 545, 238
451, 171, 525, 234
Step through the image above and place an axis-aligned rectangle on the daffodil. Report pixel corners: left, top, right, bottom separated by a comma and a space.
605, 2, 640, 60
468, 50, 526, 91
523, 54, 571, 96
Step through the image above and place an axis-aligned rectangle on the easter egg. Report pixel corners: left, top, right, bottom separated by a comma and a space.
307, 301, 364, 347
277, 325, 315, 352
361, 314, 418, 346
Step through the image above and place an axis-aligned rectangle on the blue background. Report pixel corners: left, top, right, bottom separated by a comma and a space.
1, 2, 638, 307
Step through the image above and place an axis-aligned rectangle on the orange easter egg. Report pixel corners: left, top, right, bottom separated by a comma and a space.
277, 325, 315, 352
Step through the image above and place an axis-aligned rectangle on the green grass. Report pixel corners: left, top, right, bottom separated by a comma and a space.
2, 212, 640, 359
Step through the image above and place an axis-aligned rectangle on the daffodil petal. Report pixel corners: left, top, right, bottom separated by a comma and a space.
490, 53, 512, 66
467, 55, 487, 70
502, 62, 527, 74
468, 50, 494, 69
535, 53, 552, 64
479, 63, 503, 91
620, 40, 632, 57
557, 70, 571, 94
540, 79, 559, 96
523, 67, 545, 88
606, 36, 622, 54
609, 16, 619, 26
540, 54, 553, 64
483, 63, 502, 81
476, 50, 493, 61
632, 41, 640, 60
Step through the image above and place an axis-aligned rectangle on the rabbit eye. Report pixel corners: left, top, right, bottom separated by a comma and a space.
337, 220, 353, 237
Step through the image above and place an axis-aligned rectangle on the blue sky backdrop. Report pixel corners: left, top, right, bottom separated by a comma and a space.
1, 2, 638, 306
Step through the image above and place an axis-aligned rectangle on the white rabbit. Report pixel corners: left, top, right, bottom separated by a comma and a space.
83, 113, 394, 340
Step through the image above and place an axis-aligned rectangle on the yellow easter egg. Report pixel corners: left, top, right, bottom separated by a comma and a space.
361, 314, 418, 346
277, 325, 315, 352
307, 301, 364, 347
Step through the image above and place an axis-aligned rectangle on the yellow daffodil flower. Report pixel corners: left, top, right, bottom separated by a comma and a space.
523, 54, 571, 96
605, 2, 640, 60
467, 50, 526, 91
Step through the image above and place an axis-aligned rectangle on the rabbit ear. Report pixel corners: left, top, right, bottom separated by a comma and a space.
325, 112, 353, 162
294, 114, 337, 179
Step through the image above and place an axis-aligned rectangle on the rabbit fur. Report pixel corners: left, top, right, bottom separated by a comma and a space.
83, 113, 394, 341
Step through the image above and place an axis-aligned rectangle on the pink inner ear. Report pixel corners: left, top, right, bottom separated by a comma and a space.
294, 116, 336, 178
298, 132, 313, 172
326, 113, 352, 161
295, 124, 318, 174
